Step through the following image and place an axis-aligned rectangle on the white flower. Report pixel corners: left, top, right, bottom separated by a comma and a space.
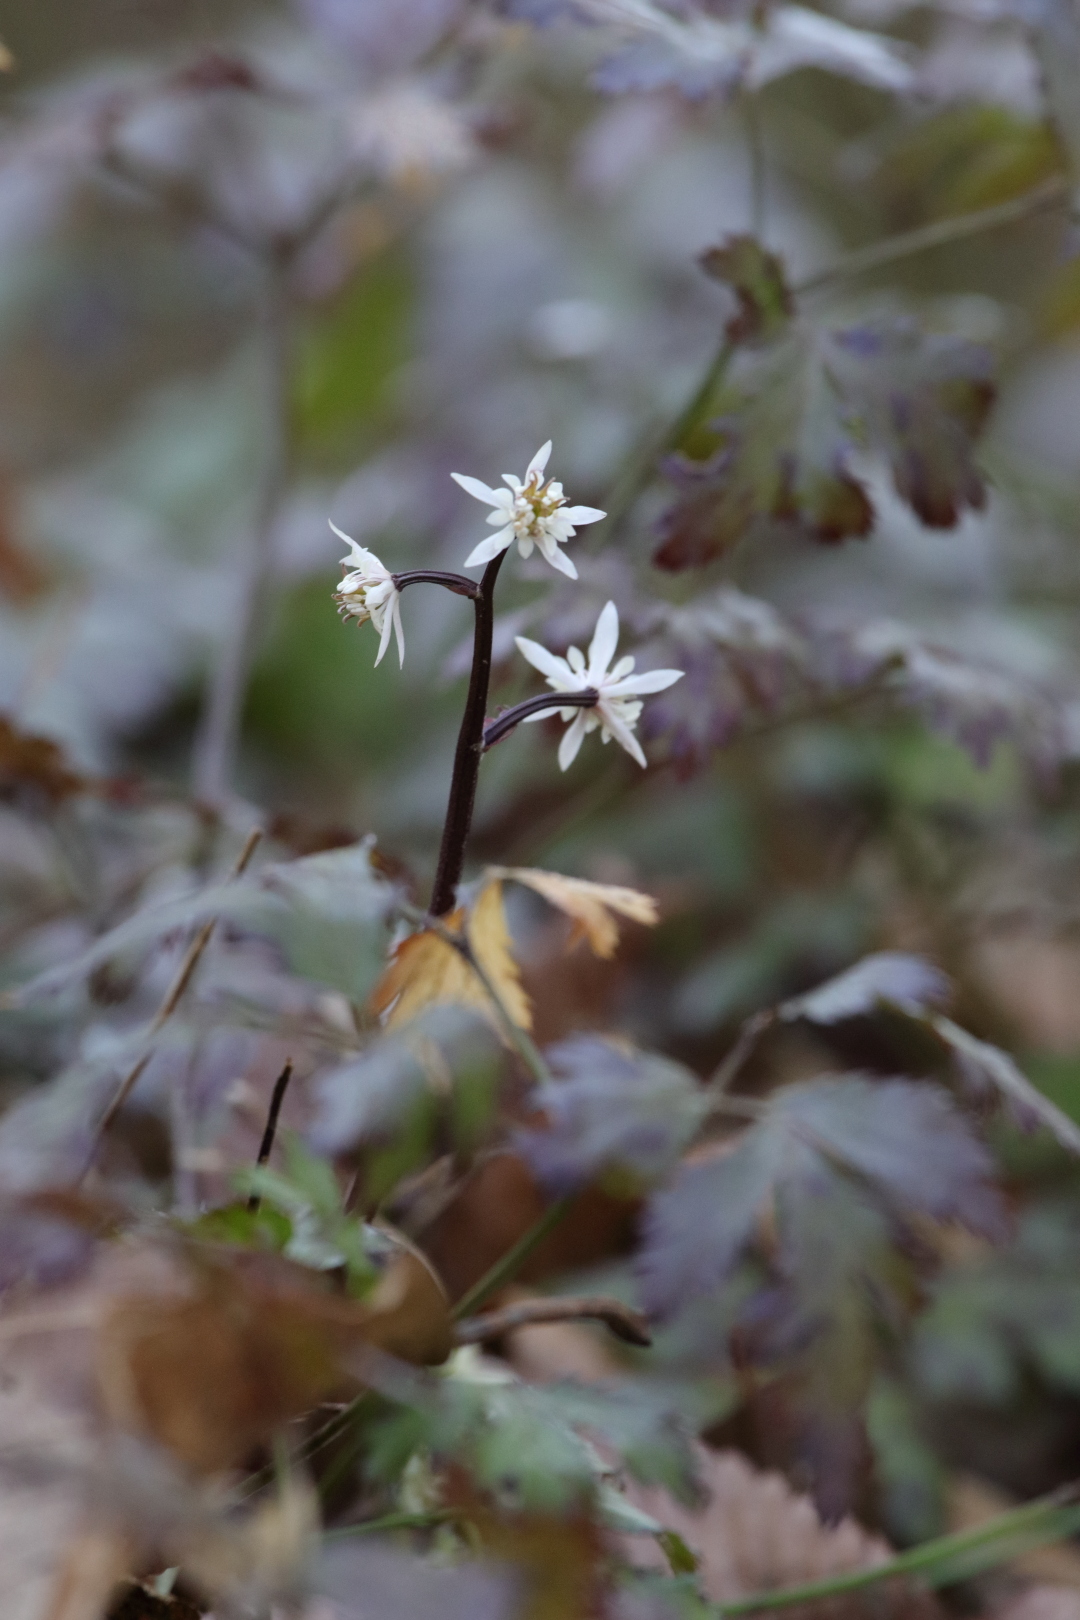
451, 440, 606, 579
515, 600, 684, 771
330, 521, 404, 668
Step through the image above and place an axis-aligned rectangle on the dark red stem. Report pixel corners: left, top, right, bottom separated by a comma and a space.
393, 570, 480, 600
482, 689, 598, 752
428, 551, 507, 917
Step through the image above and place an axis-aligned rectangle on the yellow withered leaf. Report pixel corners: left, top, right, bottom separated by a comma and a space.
490, 866, 658, 959
371, 881, 532, 1031
0, 42, 12, 72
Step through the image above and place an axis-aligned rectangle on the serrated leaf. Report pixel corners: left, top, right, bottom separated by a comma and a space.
913, 1198, 1080, 1404
309, 1006, 497, 1155
492, 868, 658, 959
581, 2, 915, 99
2, 841, 397, 1007
700, 236, 793, 345
779, 952, 950, 1025
930, 1014, 1080, 1155
639, 1075, 1004, 1318
371, 882, 532, 1033
515, 1036, 708, 1193
655, 316, 994, 570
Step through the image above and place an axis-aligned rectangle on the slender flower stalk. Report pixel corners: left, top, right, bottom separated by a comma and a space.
515, 601, 684, 770
483, 689, 599, 751
428, 551, 507, 917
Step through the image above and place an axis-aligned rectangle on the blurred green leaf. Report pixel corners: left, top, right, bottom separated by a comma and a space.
294, 250, 415, 460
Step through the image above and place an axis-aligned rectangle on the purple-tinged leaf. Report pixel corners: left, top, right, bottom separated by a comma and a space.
528, 1, 915, 101
931, 1014, 1080, 1156
296, 0, 468, 76
638, 1129, 787, 1318
772, 1077, 1006, 1238
1, 842, 397, 1007
315, 1541, 517, 1620
655, 317, 994, 570
779, 952, 950, 1025
308, 1007, 498, 1154
827, 619, 1065, 775
639, 1074, 1004, 1317
700, 235, 793, 345
514, 1037, 708, 1193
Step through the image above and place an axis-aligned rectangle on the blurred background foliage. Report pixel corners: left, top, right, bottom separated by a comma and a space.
8, 0, 1080, 1613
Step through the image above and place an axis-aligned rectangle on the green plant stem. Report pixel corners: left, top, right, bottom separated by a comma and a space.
744, 93, 766, 239
794, 173, 1068, 298
713, 1482, 1080, 1615
450, 1195, 573, 1321
600, 341, 735, 542
324, 1509, 459, 1540
193, 260, 292, 805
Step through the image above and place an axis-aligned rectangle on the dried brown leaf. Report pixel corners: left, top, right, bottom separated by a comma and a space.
995, 1590, 1080, 1620
0, 717, 85, 805
44, 1527, 132, 1620
491, 868, 658, 960
371, 884, 532, 1031
617, 1443, 942, 1620
445, 1473, 603, 1620
97, 1244, 452, 1475
0, 1368, 98, 1620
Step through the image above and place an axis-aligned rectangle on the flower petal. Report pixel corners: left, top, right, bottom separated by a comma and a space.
587, 601, 620, 678
527, 440, 553, 479
392, 594, 405, 668
562, 505, 606, 526
465, 527, 515, 567
451, 472, 503, 506
605, 668, 684, 697
374, 600, 396, 667
599, 702, 647, 767
330, 521, 376, 572
515, 635, 575, 686
558, 711, 589, 771
537, 536, 578, 579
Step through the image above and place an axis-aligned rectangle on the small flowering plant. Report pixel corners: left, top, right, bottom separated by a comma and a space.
332, 442, 683, 916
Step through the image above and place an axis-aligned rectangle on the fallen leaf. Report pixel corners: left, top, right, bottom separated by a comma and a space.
995, 1590, 1080, 1620
0, 717, 85, 805
616, 1442, 942, 1620
43, 1527, 132, 1620
0, 1373, 95, 1620
97, 1240, 452, 1475
491, 868, 658, 960
444, 1472, 603, 1620
371, 883, 532, 1032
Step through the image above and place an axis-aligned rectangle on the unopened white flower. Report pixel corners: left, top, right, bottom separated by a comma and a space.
451, 441, 606, 579
515, 600, 683, 771
331, 521, 404, 668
